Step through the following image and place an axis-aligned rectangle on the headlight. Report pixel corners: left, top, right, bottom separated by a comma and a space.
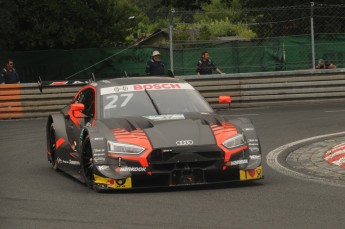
107, 141, 145, 155
222, 133, 246, 149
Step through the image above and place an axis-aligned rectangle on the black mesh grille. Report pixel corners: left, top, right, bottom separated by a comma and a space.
148, 146, 224, 172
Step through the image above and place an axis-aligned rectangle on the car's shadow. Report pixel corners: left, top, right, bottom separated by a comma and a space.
99, 180, 264, 194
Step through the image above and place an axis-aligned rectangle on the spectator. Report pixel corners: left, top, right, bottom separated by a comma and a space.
196, 51, 224, 75
315, 59, 336, 69
1, 59, 20, 84
145, 50, 165, 76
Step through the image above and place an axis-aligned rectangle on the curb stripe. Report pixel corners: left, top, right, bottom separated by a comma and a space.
266, 132, 345, 188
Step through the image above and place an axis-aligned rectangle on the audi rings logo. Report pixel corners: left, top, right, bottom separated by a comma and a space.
176, 140, 194, 146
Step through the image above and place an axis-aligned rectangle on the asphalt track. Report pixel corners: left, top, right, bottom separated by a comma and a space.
1, 103, 344, 229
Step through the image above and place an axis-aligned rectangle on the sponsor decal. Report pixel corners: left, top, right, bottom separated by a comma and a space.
94, 157, 106, 163
249, 155, 261, 160
242, 128, 255, 131
162, 149, 172, 153
93, 149, 105, 153
57, 158, 80, 165
176, 140, 194, 146
230, 159, 248, 166
113, 86, 129, 93
96, 165, 110, 171
249, 146, 260, 153
91, 137, 105, 141
100, 83, 194, 95
93, 174, 132, 189
248, 143, 259, 146
239, 166, 263, 180
143, 114, 185, 121
93, 153, 106, 157
115, 167, 147, 173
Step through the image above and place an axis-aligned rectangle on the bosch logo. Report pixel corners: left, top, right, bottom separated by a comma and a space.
176, 140, 194, 146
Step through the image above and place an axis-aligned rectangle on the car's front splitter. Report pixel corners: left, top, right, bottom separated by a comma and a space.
93, 166, 263, 190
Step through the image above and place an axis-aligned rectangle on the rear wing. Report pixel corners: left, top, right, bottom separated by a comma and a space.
37, 75, 96, 93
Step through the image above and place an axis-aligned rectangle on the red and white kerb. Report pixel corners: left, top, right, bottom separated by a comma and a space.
323, 143, 345, 168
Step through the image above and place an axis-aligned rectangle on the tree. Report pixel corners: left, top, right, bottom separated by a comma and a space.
160, 0, 211, 11
241, 0, 345, 37
0, 0, 145, 50
174, 0, 256, 41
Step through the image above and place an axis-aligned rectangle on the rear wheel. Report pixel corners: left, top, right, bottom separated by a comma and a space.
49, 124, 60, 171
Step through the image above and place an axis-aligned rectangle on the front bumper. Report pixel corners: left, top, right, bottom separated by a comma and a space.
93, 165, 263, 190
93, 145, 263, 190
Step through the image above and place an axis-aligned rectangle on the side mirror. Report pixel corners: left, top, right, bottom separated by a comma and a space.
70, 103, 87, 118
218, 96, 231, 104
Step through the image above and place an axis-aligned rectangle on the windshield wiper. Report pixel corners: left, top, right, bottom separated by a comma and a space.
144, 89, 161, 115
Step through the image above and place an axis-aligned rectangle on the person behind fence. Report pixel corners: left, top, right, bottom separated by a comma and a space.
145, 50, 165, 76
0, 59, 20, 84
315, 59, 336, 69
196, 51, 224, 75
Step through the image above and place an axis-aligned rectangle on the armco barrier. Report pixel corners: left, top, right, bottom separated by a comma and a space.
1, 69, 345, 119
181, 69, 345, 109
0, 83, 79, 119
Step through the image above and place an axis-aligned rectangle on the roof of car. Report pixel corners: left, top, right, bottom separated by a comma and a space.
95, 77, 186, 89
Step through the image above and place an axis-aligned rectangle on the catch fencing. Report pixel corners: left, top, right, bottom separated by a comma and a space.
1, 3, 345, 82
170, 3, 345, 75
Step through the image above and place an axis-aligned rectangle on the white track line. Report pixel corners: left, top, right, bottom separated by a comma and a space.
324, 110, 345, 113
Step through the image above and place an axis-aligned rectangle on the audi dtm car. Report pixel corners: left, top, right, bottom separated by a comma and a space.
46, 77, 263, 191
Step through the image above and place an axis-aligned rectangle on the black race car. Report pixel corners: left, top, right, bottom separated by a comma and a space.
46, 77, 263, 191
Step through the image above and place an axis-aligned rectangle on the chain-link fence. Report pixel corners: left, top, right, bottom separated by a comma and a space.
2, 3, 345, 82
170, 3, 345, 75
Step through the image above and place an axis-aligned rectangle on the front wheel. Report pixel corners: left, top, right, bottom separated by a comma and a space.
49, 124, 60, 171
80, 136, 95, 189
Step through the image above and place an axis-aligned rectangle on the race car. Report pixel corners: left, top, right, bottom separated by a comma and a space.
46, 76, 263, 191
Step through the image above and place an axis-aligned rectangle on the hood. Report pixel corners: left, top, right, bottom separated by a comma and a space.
145, 119, 216, 148
99, 113, 227, 148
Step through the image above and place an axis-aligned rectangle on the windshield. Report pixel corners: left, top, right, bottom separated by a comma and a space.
100, 83, 213, 119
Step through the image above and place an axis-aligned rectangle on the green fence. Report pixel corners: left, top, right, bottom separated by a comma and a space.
1, 34, 344, 83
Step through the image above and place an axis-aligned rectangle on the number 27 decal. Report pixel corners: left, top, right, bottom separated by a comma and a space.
104, 93, 133, 110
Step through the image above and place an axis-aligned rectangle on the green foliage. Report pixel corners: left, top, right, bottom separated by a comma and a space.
174, 0, 256, 40
160, 0, 210, 11
0, 0, 145, 50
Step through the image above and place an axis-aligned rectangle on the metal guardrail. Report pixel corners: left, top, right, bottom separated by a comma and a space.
1, 69, 345, 119
182, 69, 345, 109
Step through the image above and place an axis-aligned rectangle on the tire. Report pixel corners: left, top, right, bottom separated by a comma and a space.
49, 124, 60, 171
80, 136, 95, 189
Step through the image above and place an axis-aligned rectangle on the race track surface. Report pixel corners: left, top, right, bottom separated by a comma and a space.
1, 103, 344, 229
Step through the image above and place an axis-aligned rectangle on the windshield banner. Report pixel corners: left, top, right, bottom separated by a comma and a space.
100, 83, 194, 95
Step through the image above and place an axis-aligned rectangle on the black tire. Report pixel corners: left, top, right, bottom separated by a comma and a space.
49, 124, 60, 171
81, 136, 95, 189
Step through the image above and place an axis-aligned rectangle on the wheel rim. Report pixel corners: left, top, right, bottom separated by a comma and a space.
82, 139, 94, 182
